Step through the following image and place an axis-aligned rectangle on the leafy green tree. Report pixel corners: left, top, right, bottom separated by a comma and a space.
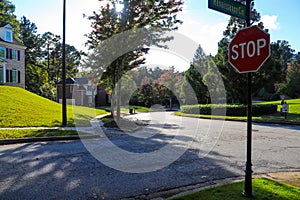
19, 16, 81, 100
85, 0, 184, 118
0, 0, 20, 38
277, 61, 300, 98
183, 45, 210, 104
214, 6, 297, 103
213, 9, 270, 104
259, 40, 295, 95
40, 32, 61, 80
155, 67, 182, 109
19, 16, 53, 99
138, 77, 154, 107
19, 16, 43, 65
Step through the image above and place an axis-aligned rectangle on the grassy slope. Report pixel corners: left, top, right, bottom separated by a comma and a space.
0, 86, 107, 127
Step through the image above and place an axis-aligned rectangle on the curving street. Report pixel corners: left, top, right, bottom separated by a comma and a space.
0, 112, 299, 199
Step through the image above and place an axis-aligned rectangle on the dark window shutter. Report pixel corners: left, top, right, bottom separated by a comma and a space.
9, 49, 12, 59
6, 69, 9, 82
18, 71, 21, 83
10, 70, 12, 82
17, 50, 20, 61
6, 48, 9, 59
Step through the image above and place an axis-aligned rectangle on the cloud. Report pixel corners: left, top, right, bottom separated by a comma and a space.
260, 15, 280, 30
177, 17, 228, 56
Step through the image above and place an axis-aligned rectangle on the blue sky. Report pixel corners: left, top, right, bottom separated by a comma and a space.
11, 0, 300, 70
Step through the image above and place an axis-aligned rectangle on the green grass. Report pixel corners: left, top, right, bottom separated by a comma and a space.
133, 106, 150, 113
0, 86, 108, 127
171, 178, 300, 200
98, 106, 150, 113
177, 99, 300, 124
0, 129, 78, 139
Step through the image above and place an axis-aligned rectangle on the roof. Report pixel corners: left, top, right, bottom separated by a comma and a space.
75, 78, 88, 84
56, 78, 76, 85
0, 24, 26, 47
0, 37, 25, 47
56, 77, 89, 85
77, 85, 86, 91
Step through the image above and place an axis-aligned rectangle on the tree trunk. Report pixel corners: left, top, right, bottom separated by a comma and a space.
111, 71, 116, 118
116, 62, 122, 122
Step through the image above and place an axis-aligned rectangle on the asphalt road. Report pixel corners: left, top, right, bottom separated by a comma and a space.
0, 112, 299, 199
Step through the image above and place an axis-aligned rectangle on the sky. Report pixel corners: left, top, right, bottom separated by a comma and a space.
11, 0, 300, 71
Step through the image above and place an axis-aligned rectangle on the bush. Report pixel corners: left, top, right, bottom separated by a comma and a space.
181, 104, 278, 116
257, 87, 280, 101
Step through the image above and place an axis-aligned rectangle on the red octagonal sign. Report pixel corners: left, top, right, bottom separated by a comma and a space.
228, 25, 270, 73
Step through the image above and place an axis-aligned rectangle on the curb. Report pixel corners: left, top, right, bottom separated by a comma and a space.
0, 135, 101, 145
174, 113, 300, 126
124, 170, 300, 199
123, 176, 243, 199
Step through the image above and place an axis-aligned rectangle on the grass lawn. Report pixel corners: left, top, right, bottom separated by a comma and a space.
254, 99, 300, 124
0, 86, 108, 127
0, 129, 78, 139
177, 99, 300, 124
171, 178, 300, 200
98, 106, 150, 113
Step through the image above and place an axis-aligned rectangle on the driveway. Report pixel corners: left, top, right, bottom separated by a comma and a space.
0, 112, 299, 199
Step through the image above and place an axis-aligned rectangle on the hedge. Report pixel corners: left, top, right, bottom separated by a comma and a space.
180, 104, 278, 116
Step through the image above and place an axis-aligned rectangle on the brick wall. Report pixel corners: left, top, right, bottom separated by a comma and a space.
0, 43, 26, 88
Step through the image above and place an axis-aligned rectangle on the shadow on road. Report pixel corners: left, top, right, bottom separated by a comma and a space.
0, 129, 241, 199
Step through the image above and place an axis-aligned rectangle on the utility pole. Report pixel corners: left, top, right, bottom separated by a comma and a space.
62, 0, 67, 126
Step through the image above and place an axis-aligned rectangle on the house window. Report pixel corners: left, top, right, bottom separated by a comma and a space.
88, 96, 93, 104
12, 50, 18, 60
0, 47, 5, 58
0, 67, 3, 83
11, 69, 17, 83
5, 31, 12, 42
87, 85, 92, 91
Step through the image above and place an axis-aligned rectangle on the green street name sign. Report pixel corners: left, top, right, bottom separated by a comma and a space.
208, 0, 246, 19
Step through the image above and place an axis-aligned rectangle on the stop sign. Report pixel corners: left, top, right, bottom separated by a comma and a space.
228, 25, 270, 73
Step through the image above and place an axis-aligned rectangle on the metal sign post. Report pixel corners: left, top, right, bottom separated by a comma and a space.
62, 0, 67, 126
210, 0, 270, 196
243, 0, 253, 197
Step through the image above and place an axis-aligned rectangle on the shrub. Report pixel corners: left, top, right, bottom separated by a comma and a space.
180, 104, 277, 116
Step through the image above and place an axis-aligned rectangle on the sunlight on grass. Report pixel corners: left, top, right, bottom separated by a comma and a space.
0, 86, 108, 127
177, 99, 300, 124
0, 129, 78, 139
171, 178, 300, 200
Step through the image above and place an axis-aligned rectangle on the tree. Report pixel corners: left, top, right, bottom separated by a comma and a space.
277, 61, 300, 98
19, 15, 81, 100
85, 0, 184, 118
0, 0, 20, 38
181, 45, 209, 104
19, 16, 55, 99
138, 76, 154, 107
213, 7, 269, 104
19, 16, 43, 65
156, 66, 183, 109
